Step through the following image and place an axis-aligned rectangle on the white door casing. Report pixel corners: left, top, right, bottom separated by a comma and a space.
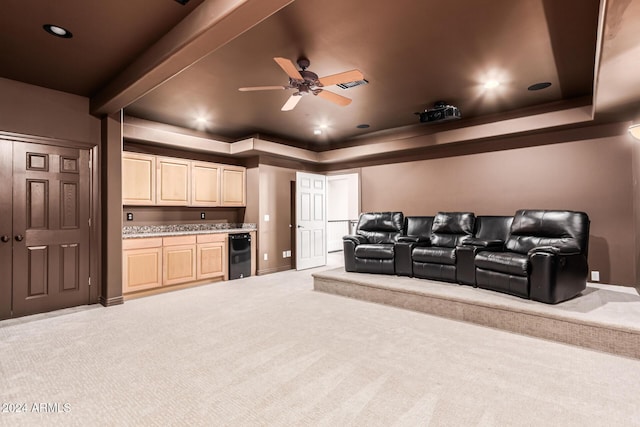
296, 171, 326, 270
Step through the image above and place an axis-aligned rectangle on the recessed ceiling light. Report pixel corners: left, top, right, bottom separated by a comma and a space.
43, 24, 73, 39
483, 80, 500, 89
196, 117, 208, 124
356, 124, 370, 129
313, 129, 322, 135
528, 82, 552, 91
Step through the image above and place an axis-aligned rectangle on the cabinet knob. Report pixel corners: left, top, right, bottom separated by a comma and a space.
15, 234, 24, 242
0, 235, 9, 243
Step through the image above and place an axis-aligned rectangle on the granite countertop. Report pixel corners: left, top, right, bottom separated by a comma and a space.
123, 223, 257, 239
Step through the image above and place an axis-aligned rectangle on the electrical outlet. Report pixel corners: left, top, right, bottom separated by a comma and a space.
263, 253, 268, 261
264, 214, 270, 222
126, 213, 133, 221
591, 271, 600, 282
200, 212, 205, 220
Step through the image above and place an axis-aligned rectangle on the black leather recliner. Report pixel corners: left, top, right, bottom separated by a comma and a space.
457, 216, 514, 286
474, 209, 590, 304
343, 212, 405, 274
411, 212, 475, 282
395, 216, 434, 276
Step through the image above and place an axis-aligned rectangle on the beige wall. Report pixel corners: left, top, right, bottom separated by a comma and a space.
360, 134, 637, 286
0, 77, 100, 144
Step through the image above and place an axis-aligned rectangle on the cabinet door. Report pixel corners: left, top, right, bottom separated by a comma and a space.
221, 166, 246, 206
163, 244, 197, 286
122, 153, 155, 205
191, 162, 220, 206
123, 247, 162, 293
197, 234, 227, 280
157, 157, 191, 205
197, 242, 227, 280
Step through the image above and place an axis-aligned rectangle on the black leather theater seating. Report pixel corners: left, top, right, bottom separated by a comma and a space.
342, 209, 590, 304
343, 212, 404, 274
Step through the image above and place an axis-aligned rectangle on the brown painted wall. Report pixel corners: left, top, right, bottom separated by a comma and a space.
633, 136, 640, 289
0, 77, 100, 144
122, 206, 242, 225
257, 164, 296, 274
360, 134, 636, 286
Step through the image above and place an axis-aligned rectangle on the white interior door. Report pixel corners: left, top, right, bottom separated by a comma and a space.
296, 171, 326, 270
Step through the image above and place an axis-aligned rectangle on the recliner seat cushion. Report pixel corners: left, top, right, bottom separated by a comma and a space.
475, 251, 529, 276
355, 244, 395, 260
412, 246, 456, 265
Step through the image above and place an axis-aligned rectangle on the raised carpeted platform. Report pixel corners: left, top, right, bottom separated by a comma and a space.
313, 268, 640, 359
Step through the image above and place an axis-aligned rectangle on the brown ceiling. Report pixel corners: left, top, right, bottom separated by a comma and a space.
0, 0, 204, 96
4, 0, 640, 152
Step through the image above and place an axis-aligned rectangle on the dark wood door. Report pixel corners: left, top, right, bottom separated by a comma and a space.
11, 142, 91, 317
0, 141, 13, 320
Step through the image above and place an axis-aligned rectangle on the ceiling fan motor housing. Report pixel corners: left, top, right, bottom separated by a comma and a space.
297, 57, 311, 70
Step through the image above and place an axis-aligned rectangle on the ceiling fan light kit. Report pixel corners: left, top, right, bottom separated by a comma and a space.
239, 57, 364, 111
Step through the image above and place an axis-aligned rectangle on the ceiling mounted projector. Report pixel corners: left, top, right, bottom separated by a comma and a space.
417, 101, 461, 123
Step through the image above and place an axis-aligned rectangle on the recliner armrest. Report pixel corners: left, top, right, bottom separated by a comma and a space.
343, 234, 367, 245
397, 235, 430, 244
462, 238, 504, 248
528, 244, 582, 256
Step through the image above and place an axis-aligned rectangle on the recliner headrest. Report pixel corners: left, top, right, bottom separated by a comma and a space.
357, 212, 404, 232
432, 212, 475, 235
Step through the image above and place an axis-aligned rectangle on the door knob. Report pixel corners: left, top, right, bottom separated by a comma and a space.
15, 234, 23, 242
0, 235, 9, 243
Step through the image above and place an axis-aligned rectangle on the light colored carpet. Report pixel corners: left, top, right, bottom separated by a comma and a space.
313, 268, 640, 359
1, 254, 640, 426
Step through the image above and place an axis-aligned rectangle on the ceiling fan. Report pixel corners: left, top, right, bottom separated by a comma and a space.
238, 57, 364, 111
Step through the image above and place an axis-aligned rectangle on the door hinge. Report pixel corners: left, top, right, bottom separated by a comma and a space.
88, 277, 91, 286
88, 158, 92, 169
88, 218, 91, 227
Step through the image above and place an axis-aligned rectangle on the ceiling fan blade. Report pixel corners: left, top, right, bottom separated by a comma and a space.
238, 85, 288, 92
281, 94, 302, 111
316, 90, 352, 107
274, 57, 303, 80
318, 69, 364, 87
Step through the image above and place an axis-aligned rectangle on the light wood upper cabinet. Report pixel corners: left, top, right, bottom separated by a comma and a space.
191, 162, 220, 207
122, 238, 163, 293
122, 153, 156, 205
221, 165, 246, 207
157, 157, 191, 205
123, 152, 246, 207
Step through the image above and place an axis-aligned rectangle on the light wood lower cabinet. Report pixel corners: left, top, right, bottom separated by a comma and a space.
122, 238, 163, 293
197, 234, 227, 280
123, 232, 251, 295
162, 235, 197, 286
